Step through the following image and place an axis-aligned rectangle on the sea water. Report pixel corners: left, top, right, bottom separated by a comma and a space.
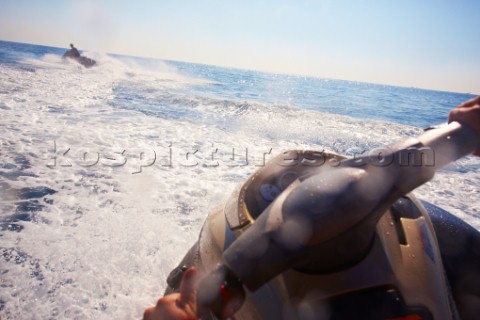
0, 40, 478, 319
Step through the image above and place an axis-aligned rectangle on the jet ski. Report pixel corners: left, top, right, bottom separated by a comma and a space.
165, 122, 480, 320
62, 49, 96, 68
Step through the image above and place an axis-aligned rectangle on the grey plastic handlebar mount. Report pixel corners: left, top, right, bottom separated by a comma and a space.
222, 121, 480, 290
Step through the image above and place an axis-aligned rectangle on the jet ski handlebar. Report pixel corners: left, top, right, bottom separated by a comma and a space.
197, 121, 480, 318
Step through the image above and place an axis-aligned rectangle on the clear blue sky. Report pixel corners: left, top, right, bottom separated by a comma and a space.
1, 0, 479, 94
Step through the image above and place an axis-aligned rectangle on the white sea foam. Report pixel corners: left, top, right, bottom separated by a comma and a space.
0, 53, 479, 319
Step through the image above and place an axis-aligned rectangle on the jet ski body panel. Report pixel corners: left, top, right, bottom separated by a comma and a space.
168, 150, 478, 319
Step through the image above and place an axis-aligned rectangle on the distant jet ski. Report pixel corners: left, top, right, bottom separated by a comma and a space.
62, 43, 96, 68
65, 55, 96, 68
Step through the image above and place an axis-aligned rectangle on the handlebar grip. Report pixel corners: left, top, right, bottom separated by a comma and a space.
196, 265, 245, 319
415, 121, 479, 168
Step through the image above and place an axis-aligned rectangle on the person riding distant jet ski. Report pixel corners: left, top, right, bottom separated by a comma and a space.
144, 96, 480, 320
69, 43, 80, 57
63, 44, 81, 58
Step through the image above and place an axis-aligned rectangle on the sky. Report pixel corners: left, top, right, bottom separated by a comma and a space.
1, 0, 479, 94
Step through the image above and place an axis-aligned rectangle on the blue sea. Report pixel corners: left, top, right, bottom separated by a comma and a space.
0, 40, 478, 319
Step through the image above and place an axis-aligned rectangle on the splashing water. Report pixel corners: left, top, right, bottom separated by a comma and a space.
0, 41, 478, 319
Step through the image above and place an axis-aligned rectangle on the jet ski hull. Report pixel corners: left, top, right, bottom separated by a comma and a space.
74, 56, 96, 68
64, 56, 96, 68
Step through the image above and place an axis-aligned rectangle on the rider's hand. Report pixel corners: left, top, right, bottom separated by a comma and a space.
143, 267, 199, 320
448, 96, 480, 156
